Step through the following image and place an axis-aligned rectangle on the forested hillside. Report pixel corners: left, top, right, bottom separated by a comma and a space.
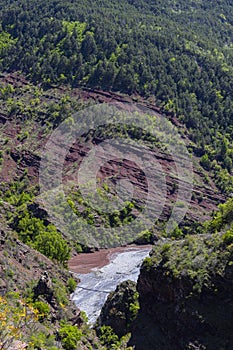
0, 0, 232, 193
0, 0, 233, 348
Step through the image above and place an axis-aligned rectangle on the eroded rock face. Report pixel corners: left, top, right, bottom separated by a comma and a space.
96, 280, 138, 338
97, 238, 233, 350
0, 73, 226, 230
63, 137, 225, 225
128, 250, 233, 350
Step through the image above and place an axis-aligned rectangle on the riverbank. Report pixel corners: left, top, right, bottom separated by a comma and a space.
68, 244, 152, 274
70, 246, 152, 323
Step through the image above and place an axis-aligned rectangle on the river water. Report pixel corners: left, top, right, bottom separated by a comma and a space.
71, 247, 151, 324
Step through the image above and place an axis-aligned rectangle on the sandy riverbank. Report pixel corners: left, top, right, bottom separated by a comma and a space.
68, 245, 152, 274
71, 246, 152, 323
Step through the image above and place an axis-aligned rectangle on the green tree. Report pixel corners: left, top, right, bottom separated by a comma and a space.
33, 226, 71, 265
201, 153, 211, 171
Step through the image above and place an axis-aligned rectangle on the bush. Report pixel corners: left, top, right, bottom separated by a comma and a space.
0, 295, 39, 349
59, 324, 83, 350
134, 229, 154, 244
170, 226, 184, 239
143, 257, 153, 271
222, 227, 233, 245
75, 243, 83, 253
161, 243, 171, 261
201, 153, 211, 170
98, 325, 120, 349
33, 301, 50, 320
54, 282, 69, 306
29, 332, 58, 349
67, 277, 77, 293
208, 198, 233, 232
129, 301, 140, 321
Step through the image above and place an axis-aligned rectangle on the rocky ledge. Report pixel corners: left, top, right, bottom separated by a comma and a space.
98, 234, 233, 350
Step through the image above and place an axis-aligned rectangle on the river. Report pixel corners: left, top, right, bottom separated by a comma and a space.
70, 246, 151, 324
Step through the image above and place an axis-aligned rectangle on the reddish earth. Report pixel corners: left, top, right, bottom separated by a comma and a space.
68, 245, 152, 274
0, 72, 226, 229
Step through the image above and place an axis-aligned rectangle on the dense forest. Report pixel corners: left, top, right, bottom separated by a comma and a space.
0, 0, 233, 140
0, 0, 232, 194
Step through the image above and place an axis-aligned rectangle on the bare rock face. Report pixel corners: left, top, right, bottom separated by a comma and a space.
96, 280, 138, 338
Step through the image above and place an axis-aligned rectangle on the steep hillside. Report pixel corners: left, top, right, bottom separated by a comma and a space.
98, 198, 233, 349
0, 206, 106, 349
132, 234, 233, 349
0, 72, 227, 249
0, 0, 233, 162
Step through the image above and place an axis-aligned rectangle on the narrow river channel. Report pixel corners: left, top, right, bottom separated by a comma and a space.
70, 246, 151, 324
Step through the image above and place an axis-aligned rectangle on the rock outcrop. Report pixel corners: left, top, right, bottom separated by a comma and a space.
96, 280, 138, 338
33, 271, 56, 306
128, 236, 233, 350
97, 233, 233, 349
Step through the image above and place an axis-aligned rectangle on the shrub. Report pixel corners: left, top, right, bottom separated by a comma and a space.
222, 227, 233, 245
67, 277, 77, 293
29, 332, 58, 349
170, 226, 184, 239
98, 325, 120, 349
33, 301, 50, 320
143, 257, 153, 271
75, 243, 83, 253
0, 295, 39, 349
134, 229, 153, 244
200, 153, 211, 170
129, 301, 140, 321
59, 324, 83, 350
54, 282, 69, 306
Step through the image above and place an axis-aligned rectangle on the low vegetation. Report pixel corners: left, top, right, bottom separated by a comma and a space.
143, 198, 233, 294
